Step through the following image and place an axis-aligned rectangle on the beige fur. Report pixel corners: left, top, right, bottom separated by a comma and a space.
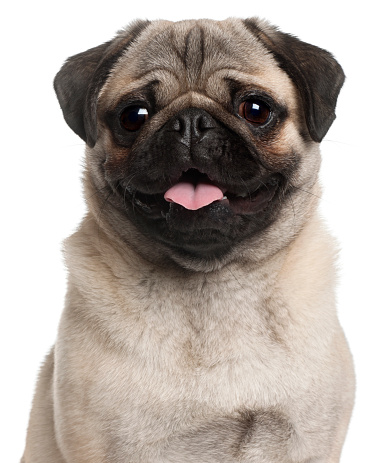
22, 18, 355, 462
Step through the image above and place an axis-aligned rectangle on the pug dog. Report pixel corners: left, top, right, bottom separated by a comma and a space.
22, 18, 355, 463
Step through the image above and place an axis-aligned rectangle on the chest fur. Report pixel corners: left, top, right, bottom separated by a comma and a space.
57, 226, 340, 461
62, 262, 325, 420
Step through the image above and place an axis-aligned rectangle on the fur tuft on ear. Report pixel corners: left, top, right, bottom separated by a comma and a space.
244, 18, 345, 142
54, 20, 151, 147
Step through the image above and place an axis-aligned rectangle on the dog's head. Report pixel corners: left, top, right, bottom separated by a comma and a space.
55, 18, 344, 269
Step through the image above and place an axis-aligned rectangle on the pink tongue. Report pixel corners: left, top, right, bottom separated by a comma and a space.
164, 181, 224, 210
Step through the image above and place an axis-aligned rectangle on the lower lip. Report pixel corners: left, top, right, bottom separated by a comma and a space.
224, 187, 278, 215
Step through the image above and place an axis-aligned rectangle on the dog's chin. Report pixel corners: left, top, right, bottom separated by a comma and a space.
117, 172, 283, 259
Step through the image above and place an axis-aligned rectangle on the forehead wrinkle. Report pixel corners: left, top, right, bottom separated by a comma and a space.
99, 68, 181, 108
100, 18, 297, 114
135, 20, 256, 90
102, 18, 277, 95
206, 68, 293, 106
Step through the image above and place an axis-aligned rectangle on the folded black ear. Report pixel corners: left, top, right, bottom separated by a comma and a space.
244, 18, 345, 142
54, 20, 151, 147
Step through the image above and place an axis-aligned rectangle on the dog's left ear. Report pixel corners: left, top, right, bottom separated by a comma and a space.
244, 19, 345, 142
54, 20, 151, 147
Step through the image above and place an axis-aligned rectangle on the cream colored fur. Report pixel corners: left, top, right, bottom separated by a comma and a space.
22, 18, 355, 463
22, 207, 354, 462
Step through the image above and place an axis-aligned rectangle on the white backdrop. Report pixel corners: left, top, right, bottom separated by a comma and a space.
1, 0, 370, 461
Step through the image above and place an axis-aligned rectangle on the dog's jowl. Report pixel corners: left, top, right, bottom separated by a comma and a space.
22, 18, 355, 463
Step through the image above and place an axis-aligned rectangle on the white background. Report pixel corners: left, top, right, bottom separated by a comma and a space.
1, 0, 370, 461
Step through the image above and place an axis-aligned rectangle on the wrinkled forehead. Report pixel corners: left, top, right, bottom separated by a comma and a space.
100, 18, 296, 109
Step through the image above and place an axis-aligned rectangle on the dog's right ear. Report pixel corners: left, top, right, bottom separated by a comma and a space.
243, 18, 345, 143
54, 20, 151, 147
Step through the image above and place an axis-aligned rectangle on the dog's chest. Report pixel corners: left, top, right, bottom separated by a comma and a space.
59, 250, 337, 462
117, 268, 292, 391
84, 272, 313, 461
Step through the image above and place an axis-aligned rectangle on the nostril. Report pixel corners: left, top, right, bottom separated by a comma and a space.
197, 114, 216, 132
170, 118, 182, 132
166, 108, 217, 142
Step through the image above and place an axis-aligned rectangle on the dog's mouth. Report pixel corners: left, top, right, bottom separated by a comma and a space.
122, 168, 281, 219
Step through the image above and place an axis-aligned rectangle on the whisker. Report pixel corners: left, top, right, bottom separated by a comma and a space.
85, 184, 112, 202
288, 183, 321, 200
226, 266, 245, 291
96, 191, 113, 244
286, 190, 297, 233
322, 138, 354, 147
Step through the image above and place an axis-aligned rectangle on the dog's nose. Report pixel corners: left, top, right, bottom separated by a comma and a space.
166, 108, 217, 146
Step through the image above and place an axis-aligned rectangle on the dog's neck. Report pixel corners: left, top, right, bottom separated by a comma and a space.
64, 204, 335, 306
62, 210, 337, 382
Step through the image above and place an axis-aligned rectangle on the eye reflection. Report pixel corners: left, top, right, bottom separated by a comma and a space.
239, 100, 271, 126
120, 106, 149, 131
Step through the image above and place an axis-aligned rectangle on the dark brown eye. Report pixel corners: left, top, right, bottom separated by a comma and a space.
120, 106, 149, 131
239, 100, 271, 126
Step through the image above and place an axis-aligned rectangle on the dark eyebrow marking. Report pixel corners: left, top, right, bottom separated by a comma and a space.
104, 80, 160, 115
184, 25, 205, 83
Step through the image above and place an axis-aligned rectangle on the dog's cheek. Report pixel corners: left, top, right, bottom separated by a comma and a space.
95, 123, 131, 180
104, 147, 131, 187
251, 123, 302, 172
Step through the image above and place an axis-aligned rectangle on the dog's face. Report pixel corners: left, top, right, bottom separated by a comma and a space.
55, 18, 344, 267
